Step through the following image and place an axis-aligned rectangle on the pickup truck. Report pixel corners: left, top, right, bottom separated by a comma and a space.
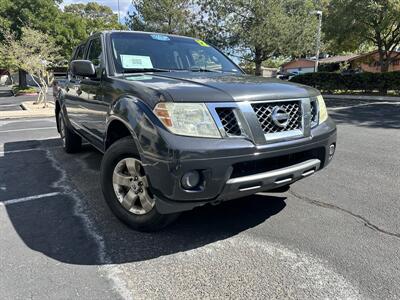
55, 31, 336, 231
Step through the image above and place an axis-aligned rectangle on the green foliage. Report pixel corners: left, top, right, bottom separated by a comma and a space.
0, 0, 125, 61
64, 2, 125, 35
127, 0, 194, 34
0, 0, 61, 38
0, 27, 61, 104
197, 0, 319, 75
12, 85, 37, 95
323, 0, 400, 72
290, 72, 400, 94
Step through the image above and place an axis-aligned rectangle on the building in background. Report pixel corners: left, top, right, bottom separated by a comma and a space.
280, 59, 316, 74
349, 50, 400, 73
280, 50, 400, 74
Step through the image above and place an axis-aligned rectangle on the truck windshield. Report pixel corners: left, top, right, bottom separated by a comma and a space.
110, 32, 241, 74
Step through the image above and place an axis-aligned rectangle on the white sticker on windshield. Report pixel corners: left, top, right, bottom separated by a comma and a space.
120, 55, 153, 69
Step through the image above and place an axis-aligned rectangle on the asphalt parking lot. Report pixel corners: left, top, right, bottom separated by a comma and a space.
1, 99, 399, 299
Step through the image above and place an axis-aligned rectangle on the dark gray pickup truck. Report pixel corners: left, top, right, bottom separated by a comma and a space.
55, 31, 336, 231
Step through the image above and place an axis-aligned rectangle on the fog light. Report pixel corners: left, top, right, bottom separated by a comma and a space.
181, 171, 201, 190
329, 143, 336, 159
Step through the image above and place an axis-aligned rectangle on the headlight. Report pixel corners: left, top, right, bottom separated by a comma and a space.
153, 102, 221, 138
317, 95, 328, 124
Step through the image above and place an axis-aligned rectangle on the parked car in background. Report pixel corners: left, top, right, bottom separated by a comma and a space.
55, 31, 337, 231
277, 71, 299, 81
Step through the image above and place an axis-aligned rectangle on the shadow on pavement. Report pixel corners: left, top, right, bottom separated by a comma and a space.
1, 139, 286, 265
329, 102, 400, 129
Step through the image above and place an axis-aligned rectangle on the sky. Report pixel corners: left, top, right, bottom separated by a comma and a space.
60, 0, 133, 23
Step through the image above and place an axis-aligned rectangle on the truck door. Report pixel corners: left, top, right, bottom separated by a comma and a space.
78, 35, 108, 145
64, 44, 86, 128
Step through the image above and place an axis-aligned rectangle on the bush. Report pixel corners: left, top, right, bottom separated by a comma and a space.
12, 85, 38, 95
290, 72, 400, 94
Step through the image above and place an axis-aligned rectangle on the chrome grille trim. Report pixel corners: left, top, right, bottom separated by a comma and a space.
206, 98, 312, 144
251, 101, 302, 134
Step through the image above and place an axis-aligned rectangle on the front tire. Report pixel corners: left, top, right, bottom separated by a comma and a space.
101, 137, 179, 232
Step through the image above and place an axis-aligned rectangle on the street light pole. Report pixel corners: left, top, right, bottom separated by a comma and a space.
314, 10, 323, 73
117, 0, 121, 24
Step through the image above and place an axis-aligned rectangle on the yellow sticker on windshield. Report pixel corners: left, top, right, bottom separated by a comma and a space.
195, 39, 209, 47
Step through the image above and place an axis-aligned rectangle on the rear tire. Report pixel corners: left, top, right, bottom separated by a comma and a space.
58, 111, 82, 153
101, 137, 179, 232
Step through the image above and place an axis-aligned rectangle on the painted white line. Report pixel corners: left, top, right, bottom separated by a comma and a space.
329, 101, 400, 111
0, 145, 62, 155
0, 126, 57, 133
45, 149, 132, 299
0, 192, 61, 206
0, 104, 21, 107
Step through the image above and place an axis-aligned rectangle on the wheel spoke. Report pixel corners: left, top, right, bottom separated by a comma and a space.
121, 189, 138, 210
113, 171, 132, 187
139, 193, 154, 212
125, 158, 140, 176
139, 175, 149, 188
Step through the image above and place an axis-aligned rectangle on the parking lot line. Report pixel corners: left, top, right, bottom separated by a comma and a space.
0, 192, 61, 206
0, 126, 57, 133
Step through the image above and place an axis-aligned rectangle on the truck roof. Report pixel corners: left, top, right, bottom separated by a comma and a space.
100, 30, 197, 41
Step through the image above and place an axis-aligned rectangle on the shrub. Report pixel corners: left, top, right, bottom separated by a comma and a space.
290, 72, 400, 94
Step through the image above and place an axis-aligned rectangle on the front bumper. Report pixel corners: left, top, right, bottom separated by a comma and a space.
140, 117, 336, 214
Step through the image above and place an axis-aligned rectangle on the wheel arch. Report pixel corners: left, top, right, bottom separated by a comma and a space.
104, 117, 139, 154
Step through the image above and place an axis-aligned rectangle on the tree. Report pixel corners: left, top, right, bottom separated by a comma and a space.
197, 0, 319, 75
127, 0, 194, 34
64, 2, 125, 35
0, 0, 61, 38
324, 0, 400, 72
0, 27, 60, 106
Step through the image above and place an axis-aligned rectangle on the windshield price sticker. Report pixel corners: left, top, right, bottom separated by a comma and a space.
150, 34, 171, 41
195, 39, 210, 47
120, 55, 153, 69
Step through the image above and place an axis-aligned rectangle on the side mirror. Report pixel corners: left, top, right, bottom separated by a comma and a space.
70, 60, 96, 77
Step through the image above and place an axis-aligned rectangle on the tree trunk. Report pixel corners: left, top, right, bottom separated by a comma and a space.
254, 48, 263, 76
18, 69, 27, 87
377, 49, 389, 94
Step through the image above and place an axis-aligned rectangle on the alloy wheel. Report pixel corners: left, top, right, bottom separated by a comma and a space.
112, 157, 155, 215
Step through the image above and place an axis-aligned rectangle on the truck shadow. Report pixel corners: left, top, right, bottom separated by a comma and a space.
328, 102, 400, 129
1, 139, 286, 265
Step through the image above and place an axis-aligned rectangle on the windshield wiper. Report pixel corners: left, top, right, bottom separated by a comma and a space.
188, 67, 221, 73
122, 68, 171, 74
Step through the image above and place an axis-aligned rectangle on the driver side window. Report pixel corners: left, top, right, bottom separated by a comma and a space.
86, 38, 103, 78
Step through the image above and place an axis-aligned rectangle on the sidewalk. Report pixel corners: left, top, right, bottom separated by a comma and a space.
0, 86, 54, 119
323, 94, 400, 102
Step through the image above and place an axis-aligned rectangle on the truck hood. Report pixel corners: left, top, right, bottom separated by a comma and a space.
122, 72, 319, 103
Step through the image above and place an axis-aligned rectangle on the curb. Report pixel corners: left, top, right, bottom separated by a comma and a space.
0, 111, 55, 119
0, 101, 55, 119
323, 94, 400, 102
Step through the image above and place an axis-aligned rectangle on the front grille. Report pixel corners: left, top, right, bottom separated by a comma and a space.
310, 100, 318, 125
252, 101, 302, 134
216, 108, 242, 136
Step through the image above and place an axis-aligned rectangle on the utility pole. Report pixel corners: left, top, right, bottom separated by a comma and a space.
117, 0, 121, 24
313, 10, 323, 73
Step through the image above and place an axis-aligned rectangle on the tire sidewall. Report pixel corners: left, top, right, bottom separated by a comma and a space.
101, 137, 176, 231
